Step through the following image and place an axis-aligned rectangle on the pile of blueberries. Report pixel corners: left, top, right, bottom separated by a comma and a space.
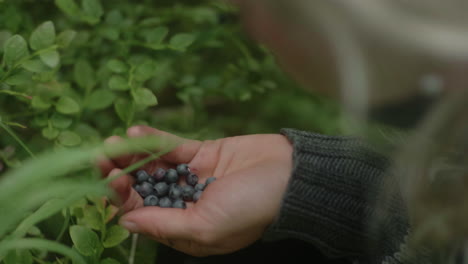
132, 164, 216, 209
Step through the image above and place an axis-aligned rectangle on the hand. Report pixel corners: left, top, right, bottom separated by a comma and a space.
99, 125, 293, 257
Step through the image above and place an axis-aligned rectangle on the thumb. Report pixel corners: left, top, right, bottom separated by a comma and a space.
119, 206, 195, 241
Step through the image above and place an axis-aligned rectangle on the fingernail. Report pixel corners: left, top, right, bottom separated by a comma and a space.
120, 220, 140, 233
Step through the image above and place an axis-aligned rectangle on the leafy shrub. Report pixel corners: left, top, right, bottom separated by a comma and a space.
0, 0, 341, 263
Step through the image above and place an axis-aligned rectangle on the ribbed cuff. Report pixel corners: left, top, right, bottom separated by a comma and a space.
263, 128, 395, 259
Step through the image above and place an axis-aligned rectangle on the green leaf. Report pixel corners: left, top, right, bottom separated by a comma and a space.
82, 0, 103, 22
3, 35, 29, 68
40, 50, 60, 68
114, 98, 134, 123
56, 30, 76, 48
145, 26, 168, 44
55, 0, 81, 18
22, 59, 50, 73
29, 21, 56, 50
107, 59, 128, 73
42, 127, 60, 139
169, 33, 195, 51
69, 225, 101, 256
55, 96, 80, 115
134, 61, 156, 82
51, 113, 73, 129
4, 71, 31, 85
81, 206, 101, 230
58, 131, 82, 146
86, 89, 116, 110
4, 249, 33, 264
74, 59, 95, 90
103, 225, 129, 248
132, 88, 157, 107
100, 258, 120, 264
31, 96, 52, 110
108, 75, 129, 91
0, 30, 12, 51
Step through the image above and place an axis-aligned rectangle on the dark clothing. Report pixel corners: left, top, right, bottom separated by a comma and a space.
263, 129, 413, 264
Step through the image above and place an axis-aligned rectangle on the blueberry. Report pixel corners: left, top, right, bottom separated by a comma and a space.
144, 195, 159, 206
169, 185, 182, 200
193, 190, 203, 202
165, 169, 179, 184
181, 185, 195, 201
206, 177, 216, 185
194, 183, 206, 192
153, 182, 169, 197
158, 197, 172, 208
186, 173, 199, 186
138, 182, 154, 197
176, 164, 190, 176
172, 199, 186, 209
152, 168, 166, 182
133, 184, 141, 192
147, 176, 156, 185
135, 170, 150, 183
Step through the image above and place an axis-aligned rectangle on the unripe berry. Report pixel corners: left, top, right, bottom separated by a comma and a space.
144, 195, 159, 206
153, 182, 169, 197
186, 173, 199, 186
176, 164, 190, 176
165, 169, 179, 184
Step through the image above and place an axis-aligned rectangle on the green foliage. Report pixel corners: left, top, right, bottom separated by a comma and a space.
0, 0, 343, 263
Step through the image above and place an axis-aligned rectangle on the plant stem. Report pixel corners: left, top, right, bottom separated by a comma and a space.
128, 233, 138, 264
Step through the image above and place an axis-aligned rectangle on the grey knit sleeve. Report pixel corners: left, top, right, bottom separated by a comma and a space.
262, 128, 410, 263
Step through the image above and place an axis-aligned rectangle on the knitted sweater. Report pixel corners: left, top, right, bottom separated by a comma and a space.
263, 129, 412, 264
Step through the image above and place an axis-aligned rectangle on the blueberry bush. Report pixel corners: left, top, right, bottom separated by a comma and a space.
0, 0, 341, 263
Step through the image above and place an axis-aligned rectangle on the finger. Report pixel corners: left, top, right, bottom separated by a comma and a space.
119, 206, 195, 241
108, 169, 143, 212
127, 126, 202, 164
104, 136, 141, 170
97, 155, 117, 177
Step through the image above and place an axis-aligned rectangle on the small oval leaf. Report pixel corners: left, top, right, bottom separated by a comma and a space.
103, 225, 130, 248
69, 225, 101, 256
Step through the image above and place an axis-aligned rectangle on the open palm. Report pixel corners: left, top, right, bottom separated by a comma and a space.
100, 125, 293, 257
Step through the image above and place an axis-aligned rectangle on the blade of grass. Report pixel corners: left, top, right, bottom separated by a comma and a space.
0, 238, 86, 264
0, 121, 35, 158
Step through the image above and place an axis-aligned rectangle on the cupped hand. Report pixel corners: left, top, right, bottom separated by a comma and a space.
99, 125, 293, 257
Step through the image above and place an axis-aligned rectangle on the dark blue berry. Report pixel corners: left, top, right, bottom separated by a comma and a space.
138, 182, 154, 197
147, 176, 156, 184
194, 183, 206, 192
136, 170, 150, 183
153, 182, 169, 197
176, 164, 190, 176
193, 190, 203, 202
186, 173, 199, 186
206, 177, 216, 185
158, 197, 172, 208
152, 168, 166, 182
165, 169, 179, 184
169, 185, 182, 200
182, 185, 195, 201
172, 199, 186, 209
144, 195, 159, 206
